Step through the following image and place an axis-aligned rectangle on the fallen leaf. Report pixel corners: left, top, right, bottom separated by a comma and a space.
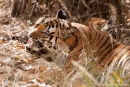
78, 86, 86, 87
13, 41, 25, 49
17, 44, 25, 49
12, 30, 22, 34
39, 65, 46, 72
14, 55, 21, 60
22, 59, 29, 63
0, 39, 3, 44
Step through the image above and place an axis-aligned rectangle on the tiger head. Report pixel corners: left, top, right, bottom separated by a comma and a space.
26, 9, 70, 59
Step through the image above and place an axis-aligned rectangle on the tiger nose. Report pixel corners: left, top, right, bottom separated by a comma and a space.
28, 32, 33, 38
29, 33, 34, 37
28, 30, 37, 37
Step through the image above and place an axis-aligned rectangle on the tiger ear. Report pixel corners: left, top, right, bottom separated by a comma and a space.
56, 9, 66, 20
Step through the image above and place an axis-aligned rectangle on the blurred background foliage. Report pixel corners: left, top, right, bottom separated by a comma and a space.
11, 0, 130, 28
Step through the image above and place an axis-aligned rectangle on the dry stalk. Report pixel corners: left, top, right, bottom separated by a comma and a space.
71, 60, 98, 86
80, 0, 91, 10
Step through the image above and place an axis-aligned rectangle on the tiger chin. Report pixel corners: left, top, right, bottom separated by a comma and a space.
27, 9, 130, 82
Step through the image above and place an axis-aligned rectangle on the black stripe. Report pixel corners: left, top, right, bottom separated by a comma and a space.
52, 24, 54, 28
81, 28, 91, 41
59, 23, 62, 29
50, 32, 55, 35
89, 28, 92, 32
48, 26, 51, 30
63, 22, 65, 28
54, 37, 58, 50
88, 30, 98, 46
90, 29, 97, 41
109, 46, 125, 59
50, 21, 53, 24
53, 19, 59, 28
56, 23, 58, 28
67, 22, 72, 28
80, 28, 97, 47
94, 31, 100, 45
81, 28, 88, 35
69, 46, 83, 56
97, 36, 110, 54
99, 42, 120, 63
94, 29, 98, 36
85, 31, 100, 47
120, 48, 130, 58
92, 28, 96, 32
56, 37, 61, 51
88, 33, 91, 40
45, 24, 48, 28
96, 35, 104, 47
89, 39, 95, 45
98, 41, 115, 57
49, 35, 53, 41
69, 33, 78, 51
97, 32, 100, 40
111, 47, 125, 56
54, 20, 58, 23
108, 47, 130, 66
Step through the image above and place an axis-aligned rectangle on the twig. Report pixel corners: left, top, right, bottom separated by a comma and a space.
80, 0, 91, 10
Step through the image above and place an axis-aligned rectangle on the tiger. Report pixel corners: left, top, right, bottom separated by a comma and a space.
26, 9, 130, 82
86, 4, 121, 41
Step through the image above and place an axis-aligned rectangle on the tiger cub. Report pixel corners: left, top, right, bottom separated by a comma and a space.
86, 4, 121, 41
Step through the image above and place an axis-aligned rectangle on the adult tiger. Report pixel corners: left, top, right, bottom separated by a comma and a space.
27, 9, 130, 80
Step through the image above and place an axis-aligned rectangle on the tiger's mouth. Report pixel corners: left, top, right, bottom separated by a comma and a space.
26, 38, 48, 54
27, 38, 43, 50
26, 38, 55, 62
27, 38, 34, 49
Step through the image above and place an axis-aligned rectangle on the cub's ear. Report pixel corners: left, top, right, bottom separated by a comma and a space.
56, 9, 66, 20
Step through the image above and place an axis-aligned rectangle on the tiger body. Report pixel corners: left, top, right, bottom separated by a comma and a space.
27, 15, 130, 75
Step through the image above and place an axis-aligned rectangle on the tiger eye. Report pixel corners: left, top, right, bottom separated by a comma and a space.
52, 24, 54, 28
48, 26, 51, 29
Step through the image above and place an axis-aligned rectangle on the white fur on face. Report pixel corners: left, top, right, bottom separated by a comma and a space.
101, 24, 109, 32
47, 26, 56, 33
